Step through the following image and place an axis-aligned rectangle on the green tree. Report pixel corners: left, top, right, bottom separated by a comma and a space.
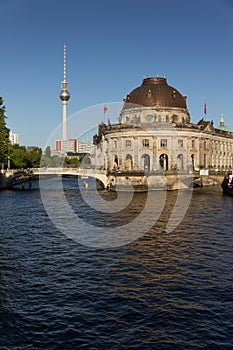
9, 144, 28, 169
26, 148, 42, 168
40, 146, 52, 167
0, 97, 10, 169
9, 145, 42, 169
40, 154, 52, 167
64, 157, 80, 167
80, 154, 91, 166
51, 155, 64, 167
45, 146, 51, 158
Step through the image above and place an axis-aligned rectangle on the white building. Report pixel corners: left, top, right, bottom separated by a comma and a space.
9, 131, 19, 145
77, 141, 96, 154
94, 76, 233, 172
61, 139, 77, 154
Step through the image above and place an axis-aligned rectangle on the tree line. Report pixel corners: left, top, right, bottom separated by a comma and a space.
0, 97, 91, 169
0, 97, 42, 169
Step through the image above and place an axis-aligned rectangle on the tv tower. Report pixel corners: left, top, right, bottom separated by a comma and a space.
59, 43, 70, 141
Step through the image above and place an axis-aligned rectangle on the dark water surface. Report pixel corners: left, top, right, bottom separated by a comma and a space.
0, 178, 233, 349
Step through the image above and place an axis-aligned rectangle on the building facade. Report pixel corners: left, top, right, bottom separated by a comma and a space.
9, 131, 19, 145
55, 139, 77, 154
77, 140, 96, 154
94, 76, 233, 173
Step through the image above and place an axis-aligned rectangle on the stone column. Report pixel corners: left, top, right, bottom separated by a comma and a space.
152, 136, 157, 171
134, 136, 139, 170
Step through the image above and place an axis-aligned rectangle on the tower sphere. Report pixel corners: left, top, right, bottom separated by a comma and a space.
59, 89, 70, 101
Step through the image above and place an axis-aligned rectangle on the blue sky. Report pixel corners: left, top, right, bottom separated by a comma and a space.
1, 0, 233, 149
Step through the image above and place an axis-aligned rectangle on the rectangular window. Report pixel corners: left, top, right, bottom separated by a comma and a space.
142, 139, 149, 147
113, 140, 117, 149
192, 140, 195, 148
161, 139, 167, 147
178, 139, 183, 147
126, 140, 131, 148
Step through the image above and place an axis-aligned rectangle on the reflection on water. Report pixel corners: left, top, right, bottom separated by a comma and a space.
0, 178, 233, 349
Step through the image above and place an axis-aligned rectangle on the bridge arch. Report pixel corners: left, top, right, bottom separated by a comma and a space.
33, 167, 108, 189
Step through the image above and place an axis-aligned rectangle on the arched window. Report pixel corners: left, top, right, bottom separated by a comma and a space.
177, 154, 184, 170
191, 154, 195, 170
125, 154, 133, 170
114, 155, 118, 169
159, 154, 168, 170
172, 115, 178, 123
142, 154, 150, 171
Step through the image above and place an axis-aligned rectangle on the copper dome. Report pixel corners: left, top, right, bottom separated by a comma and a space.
123, 76, 187, 109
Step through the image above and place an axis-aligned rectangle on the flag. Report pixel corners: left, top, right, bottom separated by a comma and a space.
104, 105, 108, 113
204, 102, 207, 115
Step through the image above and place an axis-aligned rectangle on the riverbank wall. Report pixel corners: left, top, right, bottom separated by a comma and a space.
107, 170, 227, 191
0, 169, 228, 191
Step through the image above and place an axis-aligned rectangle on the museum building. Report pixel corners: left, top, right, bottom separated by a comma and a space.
94, 76, 233, 174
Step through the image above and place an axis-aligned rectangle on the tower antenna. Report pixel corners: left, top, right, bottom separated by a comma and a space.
63, 43, 67, 82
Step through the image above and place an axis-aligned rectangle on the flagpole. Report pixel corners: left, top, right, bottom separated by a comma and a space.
103, 105, 108, 124
204, 102, 207, 120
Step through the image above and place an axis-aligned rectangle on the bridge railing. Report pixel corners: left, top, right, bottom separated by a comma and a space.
32, 167, 107, 175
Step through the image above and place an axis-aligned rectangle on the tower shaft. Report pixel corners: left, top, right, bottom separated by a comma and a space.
62, 101, 67, 140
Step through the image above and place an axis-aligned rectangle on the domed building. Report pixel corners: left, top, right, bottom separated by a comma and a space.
94, 76, 233, 189
217, 115, 231, 132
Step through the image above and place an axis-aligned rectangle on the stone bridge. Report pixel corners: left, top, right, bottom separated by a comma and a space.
1, 169, 34, 189
32, 167, 108, 188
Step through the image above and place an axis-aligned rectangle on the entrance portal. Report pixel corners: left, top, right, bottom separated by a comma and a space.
159, 153, 168, 170
142, 154, 150, 171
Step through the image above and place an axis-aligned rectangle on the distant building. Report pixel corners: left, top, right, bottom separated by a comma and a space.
26, 146, 41, 152
9, 131, 19, 145
55, 138, 95, 156
51, 149, 63, 157
77, 140, 96, 154
55, 140, 62, 151
55, 139, 77, 154
62, 139, 76, 153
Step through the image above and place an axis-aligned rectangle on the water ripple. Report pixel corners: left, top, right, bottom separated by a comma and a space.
0, 185, 233, 349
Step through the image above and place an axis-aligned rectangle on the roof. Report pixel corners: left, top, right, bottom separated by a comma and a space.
217, 116, 231, 132
123, 76, 187, 109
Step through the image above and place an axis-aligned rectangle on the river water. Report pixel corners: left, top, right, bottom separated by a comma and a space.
0, 177, 233, 349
